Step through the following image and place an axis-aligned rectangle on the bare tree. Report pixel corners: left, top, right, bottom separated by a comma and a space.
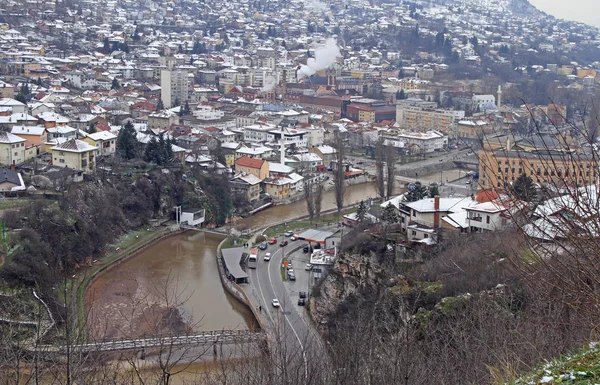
385, 145, 396, 200
375, 138, 385, 200
332, 131, 345, 219
314, 182, 324, 220
304, 179, 315, 221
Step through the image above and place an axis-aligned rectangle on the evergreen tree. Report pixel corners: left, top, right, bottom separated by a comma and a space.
103, 37, 110, 54
356, 200, 368, 222
429, 184, 440, 198
165, 136, 174, 161
117, 121, 138, 160
156, 99, 164, 110
86, 123, 97, 134
404, 181, 429, 202
382, 204, 399, 223
512, 175, 537, 202
396, 89, 406, 100
111, 78, 120, 90
144, 136, 159, 163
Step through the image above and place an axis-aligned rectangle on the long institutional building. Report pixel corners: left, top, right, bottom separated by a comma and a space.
478, 135, 599, 189
395, 99, 464, 138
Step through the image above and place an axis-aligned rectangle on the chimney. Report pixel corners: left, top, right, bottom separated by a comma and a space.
433, 195, 440, 229
280, 138, 285, 165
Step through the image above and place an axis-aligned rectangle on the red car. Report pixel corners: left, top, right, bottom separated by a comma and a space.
268, 237, 278, 245
280, 240, 288, 247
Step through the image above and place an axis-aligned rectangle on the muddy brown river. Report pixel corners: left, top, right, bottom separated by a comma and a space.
86, 181, 403, 339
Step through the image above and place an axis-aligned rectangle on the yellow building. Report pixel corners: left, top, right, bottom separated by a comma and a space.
396, 105, 457, 136
478, 148, 598, 189
577, 68, 597, 79
358, 109, 375, 123
457, 119, 493, 140
264, 178, 291, 199
234, 156, 269, 180
82, 131, 117, 157
51, 139, 98, 172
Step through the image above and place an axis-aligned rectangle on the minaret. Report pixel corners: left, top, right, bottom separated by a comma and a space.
497, 84, 502, 109
280, 138, 285, 165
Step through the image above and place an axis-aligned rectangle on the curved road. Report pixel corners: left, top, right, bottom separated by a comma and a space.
247, 236, 325, 381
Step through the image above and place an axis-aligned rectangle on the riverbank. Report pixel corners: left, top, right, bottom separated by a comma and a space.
77, 226, 181, 338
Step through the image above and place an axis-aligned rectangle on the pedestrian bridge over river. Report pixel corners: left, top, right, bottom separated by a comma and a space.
39, 330, 266, 354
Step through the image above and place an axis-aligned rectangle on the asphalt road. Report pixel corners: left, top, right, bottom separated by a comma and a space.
248, 235, 318, 376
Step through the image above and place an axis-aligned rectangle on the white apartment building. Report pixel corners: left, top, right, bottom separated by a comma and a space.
395, 130, 447, 154
243, 123, 277, 143
161, 69, 189, 109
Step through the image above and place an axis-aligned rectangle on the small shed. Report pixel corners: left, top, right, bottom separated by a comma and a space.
221, 247, 249, 284
181, 208, 205, 226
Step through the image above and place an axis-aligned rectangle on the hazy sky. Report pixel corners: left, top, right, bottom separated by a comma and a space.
528, 0, 600, 27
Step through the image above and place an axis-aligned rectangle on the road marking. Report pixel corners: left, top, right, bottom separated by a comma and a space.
253, 265, 274, 326
268, 245, 308, 381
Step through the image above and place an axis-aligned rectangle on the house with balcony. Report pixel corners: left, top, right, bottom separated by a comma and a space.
83, 131, 117, 157
464, 202, 510, 233
230, 173, 263, 202
50, 139, 98, 172
390, 195, 476, 241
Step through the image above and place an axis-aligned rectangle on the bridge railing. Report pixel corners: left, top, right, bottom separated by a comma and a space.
38, 329, 266, 353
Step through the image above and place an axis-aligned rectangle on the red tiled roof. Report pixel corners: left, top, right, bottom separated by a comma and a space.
475, 189, 500, 203
235, 156, 265, 169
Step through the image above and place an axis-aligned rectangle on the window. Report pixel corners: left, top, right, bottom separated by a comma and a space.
486, 216, 490, 224
412, 210, 417, 217
424, 234, 429, 238
59, 159, 65, 163
59, 151, 64, 156
411, 230, 416, 236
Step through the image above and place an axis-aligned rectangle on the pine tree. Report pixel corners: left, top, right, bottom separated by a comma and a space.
111, 78, 120, 90
404, 181, 429, 202
144, 136, 159, 163
512, 175, 537, 202
117, 121, 138, 160
156, 99, 164, 110
382, 204, 398, 223
356, 200, 367, 222
428, 185, 440, 198
86, 123, 97, 134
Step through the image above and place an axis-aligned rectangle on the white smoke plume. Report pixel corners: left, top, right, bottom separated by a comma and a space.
261, 75, 277, 92
297, 38, 341, 80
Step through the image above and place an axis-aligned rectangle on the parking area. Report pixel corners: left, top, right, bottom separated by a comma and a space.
281, 245, 330, 321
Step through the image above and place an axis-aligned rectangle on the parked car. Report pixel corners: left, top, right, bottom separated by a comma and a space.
264, 252, 271, 261
291, 235, 298, 241
259, 242, 268, 250
298, 298, 305, 306
271, 299, 280, 307
299, 291, 307, 299
280, 240, 288, 247
466, 179, 471, 184
284, 231, 294, 237
288, 273, 296, 281
268, 237, 278, 245
305, 263, 313, 271
303, 245, 311, 253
